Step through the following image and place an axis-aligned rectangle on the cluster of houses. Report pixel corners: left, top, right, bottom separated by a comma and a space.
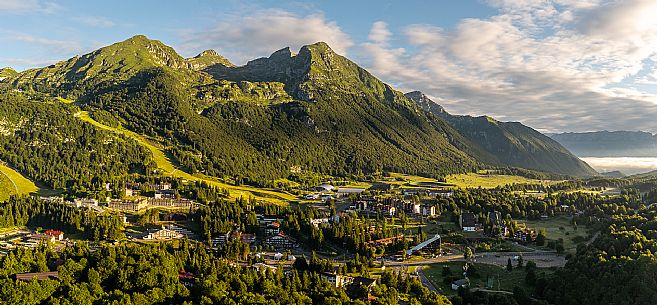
350, 197, 437, 218
0, 229, 65, 254
211, 215, 299, 250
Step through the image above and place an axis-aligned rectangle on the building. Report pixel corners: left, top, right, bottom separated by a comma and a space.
15, 271, 59, 282
314, 183, 336, 192
144, 226, 184, 240
73, 198, 98, 207
154, 189, 177, 199
265, 221, 281, 236
321, 272, 354, 287
109, 198, 148, 211
147, 198, 196, 209
44, 230, 64, 241
337, 188, 367, 197
310, 218, 330, 228
460, 212, 480, 232
263, 232, 297, 249
178, 272, 195, 287
369, 182, 398, 192
452, 278, 469, 290
421, 205, 436, 217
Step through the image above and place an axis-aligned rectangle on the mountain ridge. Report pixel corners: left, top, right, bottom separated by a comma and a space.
405, 91, 597, 177
1, 35, 595, 183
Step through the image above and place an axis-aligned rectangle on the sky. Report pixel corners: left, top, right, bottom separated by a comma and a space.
1, 0, 657, 133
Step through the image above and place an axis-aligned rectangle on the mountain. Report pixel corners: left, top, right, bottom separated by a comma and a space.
1, 35, 596, 185
601, 170, 626, 178
548, 131, 657, 157
0, 67, 17, 81
186, 50, 234, 70
405, 91, 597, 177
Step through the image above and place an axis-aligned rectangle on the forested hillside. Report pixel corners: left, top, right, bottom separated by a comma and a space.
406, 91, 596, 177
0, 89, 154, 190
0, 35, 596, 186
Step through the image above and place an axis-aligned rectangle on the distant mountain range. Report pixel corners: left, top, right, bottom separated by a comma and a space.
0, 35, 597, 186
549, 131, 657, 157
406, 91, 596, 177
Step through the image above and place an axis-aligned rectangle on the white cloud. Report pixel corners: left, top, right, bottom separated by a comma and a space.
74, 16, 115, 28
0, 0, 60, 14
180, 9, 353, 64
3, 31, 81, 54
359, 0, 657, 133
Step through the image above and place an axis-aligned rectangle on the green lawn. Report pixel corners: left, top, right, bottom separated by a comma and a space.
519, 216, 587, 252
446, 173, 561, 189
0, 163, 39, 201
75, 111, 296, 204
424, 261, 552, 295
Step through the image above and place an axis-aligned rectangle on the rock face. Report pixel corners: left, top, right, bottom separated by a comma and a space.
406, 91, 597, 177
549, 131, 657, 157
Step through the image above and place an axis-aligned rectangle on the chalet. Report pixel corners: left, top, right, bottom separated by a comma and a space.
452, 278, 469, 290
265, 221, 281, 236
321, 272, 353, 287
15, 271, 59, 282
44, 230, 64, 241
460, 212, 480, 232
263, 232, 297, 249
144, 226, 184, 240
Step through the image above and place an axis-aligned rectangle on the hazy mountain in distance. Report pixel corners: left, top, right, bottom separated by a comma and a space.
406, 91, 597, 177
548, 131, 657, 157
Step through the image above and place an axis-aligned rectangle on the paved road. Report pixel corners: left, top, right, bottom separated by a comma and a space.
416, 266, 440, 293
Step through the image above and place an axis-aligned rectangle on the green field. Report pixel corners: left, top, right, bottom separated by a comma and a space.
423, 261, 552, 295
0, 163, 39, 201
446, 173, 560, 189
74, 111, 296, 204
519, 216, 587, 252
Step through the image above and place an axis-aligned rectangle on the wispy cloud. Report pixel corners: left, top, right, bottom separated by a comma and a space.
358, 0, 657, 133
0, 0, 61, 14
2, 31, 81, 54
74, 16, 115, 28
179, 9, 353, 64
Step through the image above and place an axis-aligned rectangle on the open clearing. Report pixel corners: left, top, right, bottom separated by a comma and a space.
446, 173, 560, 189
519, 216, 588, 252
0, 162, 39, 201
75, 111, 296, 204
423, 261, 554, 295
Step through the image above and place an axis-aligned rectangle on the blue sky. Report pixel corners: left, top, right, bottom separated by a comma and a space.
2, 0, 657, 133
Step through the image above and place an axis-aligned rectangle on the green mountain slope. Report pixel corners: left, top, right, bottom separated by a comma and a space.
1, 35, 596, 185
405, 91, 597, 177
0, 67, 17, 81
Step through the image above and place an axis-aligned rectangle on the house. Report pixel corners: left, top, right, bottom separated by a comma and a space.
346, 276, 377, 299
44, 230, 64, 241
154, 189, 177, 199
305, 193, 320, 200
321, 272, 354, 287
178, 271, 196, 287
421, 205, 436, 217
460, 212, 480, 232
263, 232, 297, 249
15, 271, 59, 282
451, 278, 469, 290
144, 226, 184, 240
310, 218, 330, 228
265, 221, 281, 236
314, 183, 336, 192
